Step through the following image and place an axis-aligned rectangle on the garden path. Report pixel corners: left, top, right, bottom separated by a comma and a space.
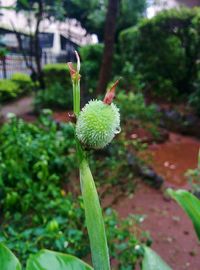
112, 132, 200, 270
0, 95, 33, 120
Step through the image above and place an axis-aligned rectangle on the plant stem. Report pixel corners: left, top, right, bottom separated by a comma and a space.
79, 149, 110, 270
72, 69, 110, 270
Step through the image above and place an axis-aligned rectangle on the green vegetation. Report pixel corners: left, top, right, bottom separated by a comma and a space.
0, 112, 149, 269
168, 189, 200, 241
79, 44, 104, 93
120, 7, 200, 103
34, 64, 72, 110
0, 73, 32, 102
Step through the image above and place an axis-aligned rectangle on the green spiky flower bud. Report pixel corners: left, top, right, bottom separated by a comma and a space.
76, 100, 120, 149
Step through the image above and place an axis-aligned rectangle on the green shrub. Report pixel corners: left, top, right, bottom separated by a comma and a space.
189, 70, 200, 115
0, 79, 20, 102
43, 63, 71, 90
79, 44, 104, 93
11, 73, 33, 93
34, 82, 72, 110
119, 7, 200, 100
35, 64, 72, 110
116, 91, 158, 122
0, 111, 77, 212
0, 112, 150, 268
0, 73, 32, 102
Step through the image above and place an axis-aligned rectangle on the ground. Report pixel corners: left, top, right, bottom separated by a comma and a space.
114, 183, 200, 270
1, 99, 200, 269
113, 132, 200, 270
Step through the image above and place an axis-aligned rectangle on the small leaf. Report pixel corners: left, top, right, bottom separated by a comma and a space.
142, 247, 172, 270
103, 80, 119, 105
168, 189, 200, 240
0, 243, 21, 270
26, 249, 93, 270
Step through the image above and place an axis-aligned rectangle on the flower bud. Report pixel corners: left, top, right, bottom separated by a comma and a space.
76, 100, 120, 149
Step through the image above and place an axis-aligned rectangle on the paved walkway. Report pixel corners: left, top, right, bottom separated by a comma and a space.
0, 95, 34, 120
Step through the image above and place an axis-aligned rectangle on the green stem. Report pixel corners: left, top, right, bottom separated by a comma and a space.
79, 149, 110, 270
71, 71, 110, 270
73, 78, 80, 116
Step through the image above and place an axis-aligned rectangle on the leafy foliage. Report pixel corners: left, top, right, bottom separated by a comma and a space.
79, 44, 104, 93
116, 91, 159, 123
26, 250, 93, 270
11, 73, 34, 93
65, 0, 146, 41
168, 189, 200, 241
115, 91, 160, 138
0, 111, 76, 213
120, 7, 200, 101
0, 113, 150, 269
0, 80, 20, 102
35, 64, 72, 110
0, 243, 93, 270
186, 150, 200, 194
0, 73, 32, 102
0, 243, 21, 270
142, 247, 172, 270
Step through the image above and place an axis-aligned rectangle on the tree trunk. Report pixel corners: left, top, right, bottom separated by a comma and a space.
97, 0, 119, 95
34, 0, 45, 89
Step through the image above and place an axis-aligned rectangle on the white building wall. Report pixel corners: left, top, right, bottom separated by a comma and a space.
0, 0, 96, 48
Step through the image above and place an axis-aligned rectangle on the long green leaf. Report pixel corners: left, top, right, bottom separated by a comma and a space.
79, 158, 110, 270
168, 189, 200, 240
0, 243, 21, 270
142, 246, 172, 270
26, 249, 93, 270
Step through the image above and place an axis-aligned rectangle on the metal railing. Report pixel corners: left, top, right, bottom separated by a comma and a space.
0, 52, 67, 79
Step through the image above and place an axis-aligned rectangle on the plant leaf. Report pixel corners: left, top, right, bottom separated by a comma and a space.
142, 246, 172, 270
168, 188, 200, 240
0, 243, 21, 270
26, 249, 93, 270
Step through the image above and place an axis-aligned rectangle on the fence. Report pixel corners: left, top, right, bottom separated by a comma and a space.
0, 52, 67, 79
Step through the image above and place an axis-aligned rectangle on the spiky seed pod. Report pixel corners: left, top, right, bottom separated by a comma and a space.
76, 100, 120, 149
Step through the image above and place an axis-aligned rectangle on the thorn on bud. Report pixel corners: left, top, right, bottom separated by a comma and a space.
103, 80, 119, 105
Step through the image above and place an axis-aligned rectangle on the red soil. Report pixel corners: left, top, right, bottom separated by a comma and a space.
113, 183, 200, 270
149, 132, 200, 186
113, 132, 200, 270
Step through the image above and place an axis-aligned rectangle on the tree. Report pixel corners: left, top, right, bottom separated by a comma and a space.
64, 0, 146, 42
13, 0, 66, 88
97, 0, 119, 94
96, 0, 146, 94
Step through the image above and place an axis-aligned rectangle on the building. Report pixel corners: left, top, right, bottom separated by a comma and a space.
0, 0, 96, 55
0, 0, 97, 78
176, 0, 200, 7
147, 0, 200, 18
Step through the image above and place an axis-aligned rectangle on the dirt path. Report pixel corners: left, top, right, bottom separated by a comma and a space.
148, 132, 200, 186
0, 96, 34, 120
113, 183, 200, 270
112, 132, 200, 270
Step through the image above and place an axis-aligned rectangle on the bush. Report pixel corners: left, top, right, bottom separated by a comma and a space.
34, 82, 72, 110
0, 111, 77, 212
116, 91, 158, 123
35, 64, 72, 110
11, 73, 33, 93
0, 112, 150, 268
0, 79, 21, 102
119, 7, 200, 101
43, 64, 70, 89
0, 73, 32, 102
79, 44, 104, 93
